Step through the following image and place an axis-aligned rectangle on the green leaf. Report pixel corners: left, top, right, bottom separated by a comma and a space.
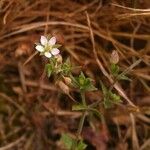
61, 59, 72, 75
61, 134, 87, 150
76, 140, 87, 150
100, 81, 107, 96
45, 64, 53, 77
70, 75, 80, 88
118, 74, 131, 81
78, 72, 86, 86
103, 97, 113, 108
83, 78, 97, 91
72, 104, 87, 111
50, 57, 57, 65
72, 72, 97, 92
89, 108, 102, 119
100, 81, 122, 108
110, 63, 120, 76
60, 134, 74, 149
100, 81, 113, 108
103, 91, 122, 108
109, 91, 121, 103
84, 84, 97, 91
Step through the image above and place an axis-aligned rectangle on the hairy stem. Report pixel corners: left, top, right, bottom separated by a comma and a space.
77, 111, 86, 138
72, 92, 87, 150
81, 91, 86, 106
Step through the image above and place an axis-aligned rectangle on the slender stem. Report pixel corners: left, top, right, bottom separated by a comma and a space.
77, 111, 86, 138
72, 112, 86, 150
81, 91, 86, 106
72, 92, 87, 150
77, 92, 87, 137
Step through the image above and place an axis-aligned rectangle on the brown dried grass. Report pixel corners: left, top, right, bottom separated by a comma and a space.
0, 0, 150, 149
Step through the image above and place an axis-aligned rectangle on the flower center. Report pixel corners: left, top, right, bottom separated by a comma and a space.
44, 44, 53, 52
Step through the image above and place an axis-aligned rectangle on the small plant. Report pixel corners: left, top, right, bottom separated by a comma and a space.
35, 36, 138, 150
110, 50, 131, 81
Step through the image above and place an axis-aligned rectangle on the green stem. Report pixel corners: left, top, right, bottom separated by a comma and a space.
81, 91, 86, 106
77, 92, 87, 140
77, 111, 86, 138
72, 92, 87, 150
72, 112, 86, 150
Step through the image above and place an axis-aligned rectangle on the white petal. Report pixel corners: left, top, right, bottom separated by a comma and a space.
48, 37, 56, 45
35, 45, 44, 52
40, 36, 48, 45
51, 48, 60, 55
44, 52, 52, 58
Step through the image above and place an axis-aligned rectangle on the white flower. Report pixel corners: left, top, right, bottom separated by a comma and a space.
35, 36, 60, 58
44, 52, 52, 58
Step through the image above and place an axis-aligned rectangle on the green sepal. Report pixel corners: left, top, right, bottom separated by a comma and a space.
45, 63, 53, 77
110, 63, 120, 76
72, 104, 87, 111
61, 134, 74, 149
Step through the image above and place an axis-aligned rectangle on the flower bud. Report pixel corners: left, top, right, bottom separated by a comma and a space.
110, 50, 119, 64
55, 54, 62, 64
57, 81, 70, 95
63, 76, 72, 85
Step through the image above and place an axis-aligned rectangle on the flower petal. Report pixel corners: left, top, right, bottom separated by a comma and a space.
51, 48, 60, 55
44, 52, 52, 58
35, 45, 44, 52
48, 37, 56, 45
40, 36, 48, 45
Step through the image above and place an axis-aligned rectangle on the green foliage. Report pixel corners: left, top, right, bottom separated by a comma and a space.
61, 134, 87, 150
45, 57, 72, 77
72, 104, 87, 111
110, 63, 120, 77
72, 104, 101, 120
100, 81, 122, 108
45, 57, 58, 77
105, 91, 121, 108
61, 134, 74, 149
61, 58, 72, 75
45, 64, 53, 77
36, 35, 142, 150
71, 72, 97, 92
76, 140, 87, 150
110, 64, 131, 81
88, 108, 102, 119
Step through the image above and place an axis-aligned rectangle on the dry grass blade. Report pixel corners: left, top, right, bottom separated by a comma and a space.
130, 113, 140, 150
0, 0, 149, 149
0, 93, 25, 114
140, 138, 150, 150
111, 3, 150, 12
0, 135, 25, 150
